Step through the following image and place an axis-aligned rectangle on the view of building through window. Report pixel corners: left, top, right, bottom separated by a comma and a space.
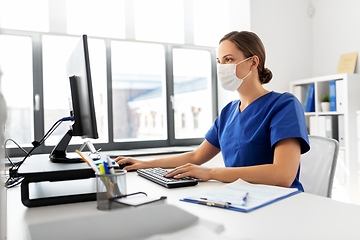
172, 48, 213, 139
111, 41, 167, 141
111, 43, 214, 142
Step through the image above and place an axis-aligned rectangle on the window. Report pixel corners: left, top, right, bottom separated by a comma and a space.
0, 35, 217, 156
66, 0, 126, 39
0, 0, 244, 157
111, 41, 167, 142
172, 48, 213, 139
193, 112, 199, 129
0, 0, 49, 32
181, 113, 186, 129
152, 112, 156, 128
42, 35, 79, 145
193, 0, 230, 46
0, 35, 33, 146
192, 0, 251, 47
134, 0, 184, 43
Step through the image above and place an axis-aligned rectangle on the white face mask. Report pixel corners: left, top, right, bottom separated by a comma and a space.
217, 57, 252, 91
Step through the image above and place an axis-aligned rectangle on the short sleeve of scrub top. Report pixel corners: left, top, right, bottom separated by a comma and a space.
205, 91, 310, 191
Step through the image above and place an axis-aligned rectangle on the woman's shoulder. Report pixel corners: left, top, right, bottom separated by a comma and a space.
221, 99, 240, 114
270, 91, 296, 99
269, 91, 301, 105
265, 91, 304, 117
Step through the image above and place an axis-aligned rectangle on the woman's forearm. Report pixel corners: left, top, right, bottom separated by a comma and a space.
147, 140, 220, 169
148, 151, 198, 168
209, 164, 296, 188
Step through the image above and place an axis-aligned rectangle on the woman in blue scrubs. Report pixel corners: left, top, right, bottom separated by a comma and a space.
115, 31, 310, 191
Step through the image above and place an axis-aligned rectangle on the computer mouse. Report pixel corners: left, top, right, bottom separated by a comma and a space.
116, 162, 136, 171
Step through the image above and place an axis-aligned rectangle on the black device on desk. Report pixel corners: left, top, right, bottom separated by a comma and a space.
15, 35, 101, 207
17, 153, 98, 207
137, 168, 198, 188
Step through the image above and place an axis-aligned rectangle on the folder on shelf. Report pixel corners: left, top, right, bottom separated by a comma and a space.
180, 178, 300, 213
329, 81, 336, 111
303, 84, 312, 112
306, 83, 315, 112
336, 80, 344, 112
325, 115, 339, 140
338, 115, 345, 147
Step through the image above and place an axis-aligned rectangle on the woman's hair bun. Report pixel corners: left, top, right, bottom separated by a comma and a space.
260, 68, 273, 84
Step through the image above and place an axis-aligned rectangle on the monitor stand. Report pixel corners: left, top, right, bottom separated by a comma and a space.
50, 130, 100, 163
50, 129, 82, 163
78, 140, 101, 160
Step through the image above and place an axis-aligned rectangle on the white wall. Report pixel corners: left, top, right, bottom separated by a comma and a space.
312, 0, 360, 77
249, 0, 313, 92
249, 0, 360, 91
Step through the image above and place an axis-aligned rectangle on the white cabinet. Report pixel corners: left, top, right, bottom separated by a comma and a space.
290, 73, 360, 204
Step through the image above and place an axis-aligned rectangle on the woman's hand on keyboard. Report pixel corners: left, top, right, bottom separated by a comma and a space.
114, 157, 151, 171
164, 163, 212, 181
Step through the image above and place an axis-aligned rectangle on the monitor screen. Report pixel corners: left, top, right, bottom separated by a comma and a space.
66, 35, 98, 139
50, 35, 99, 163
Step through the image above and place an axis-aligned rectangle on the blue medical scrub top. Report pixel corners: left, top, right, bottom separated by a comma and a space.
205, 91, 310, 191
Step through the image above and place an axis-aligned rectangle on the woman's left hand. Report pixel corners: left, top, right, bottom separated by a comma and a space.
164, 163, 212, 181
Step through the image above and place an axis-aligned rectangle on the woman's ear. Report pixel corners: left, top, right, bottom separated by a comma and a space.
250, 55, 259, 71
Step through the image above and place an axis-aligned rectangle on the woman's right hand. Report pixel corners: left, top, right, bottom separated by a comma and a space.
114, 156, 152, 171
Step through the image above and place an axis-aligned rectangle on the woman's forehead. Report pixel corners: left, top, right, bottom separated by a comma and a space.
218, 40, 244, 59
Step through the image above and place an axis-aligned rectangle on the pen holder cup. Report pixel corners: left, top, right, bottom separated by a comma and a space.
96, 170, 127, 210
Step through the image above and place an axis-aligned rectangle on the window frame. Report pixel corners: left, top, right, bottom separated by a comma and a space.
1, 29, 218, 157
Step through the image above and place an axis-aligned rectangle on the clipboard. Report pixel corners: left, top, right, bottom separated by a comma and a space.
180, 178, 301, 213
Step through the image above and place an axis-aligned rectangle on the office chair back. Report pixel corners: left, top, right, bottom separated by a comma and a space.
299, 135, 339, 198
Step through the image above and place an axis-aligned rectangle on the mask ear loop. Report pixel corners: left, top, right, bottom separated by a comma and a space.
235, 56, 252, 67
234, 57, 253, 79
241, 70, 252, 80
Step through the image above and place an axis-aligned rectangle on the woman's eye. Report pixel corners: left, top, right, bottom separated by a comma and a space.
225, 58, 232, 62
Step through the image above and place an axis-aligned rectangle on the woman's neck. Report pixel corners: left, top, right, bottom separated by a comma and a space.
237, 78, 270, 112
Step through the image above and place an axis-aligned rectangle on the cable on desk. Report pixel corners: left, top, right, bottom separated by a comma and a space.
4, 116, 74, 188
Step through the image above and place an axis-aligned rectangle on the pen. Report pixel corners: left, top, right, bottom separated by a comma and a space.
106, 156, 115, 167
197, 198, 231, 208
99, 163, 116, 197
242, 192, 249, 206
103, 158, 123, 197
106, 157, 122, 196
76, 150, 101, 175
99, 163, 106, 175
103, 160, 110, 174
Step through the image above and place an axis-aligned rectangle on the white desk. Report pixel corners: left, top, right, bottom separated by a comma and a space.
7, 154, 360, 240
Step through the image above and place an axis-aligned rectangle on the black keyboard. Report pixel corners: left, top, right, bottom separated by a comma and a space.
137, 168, 198, 188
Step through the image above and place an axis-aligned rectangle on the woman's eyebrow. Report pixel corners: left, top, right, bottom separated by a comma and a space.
217, 54, 233, 62
221, 54, 233, 59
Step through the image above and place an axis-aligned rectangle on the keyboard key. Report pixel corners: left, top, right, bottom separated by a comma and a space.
137, 168, 198, 188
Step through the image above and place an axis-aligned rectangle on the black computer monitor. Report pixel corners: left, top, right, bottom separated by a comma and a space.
50, 35, 99, 163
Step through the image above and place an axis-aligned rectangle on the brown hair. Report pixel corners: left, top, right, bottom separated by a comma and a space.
220, 31, 272, 84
